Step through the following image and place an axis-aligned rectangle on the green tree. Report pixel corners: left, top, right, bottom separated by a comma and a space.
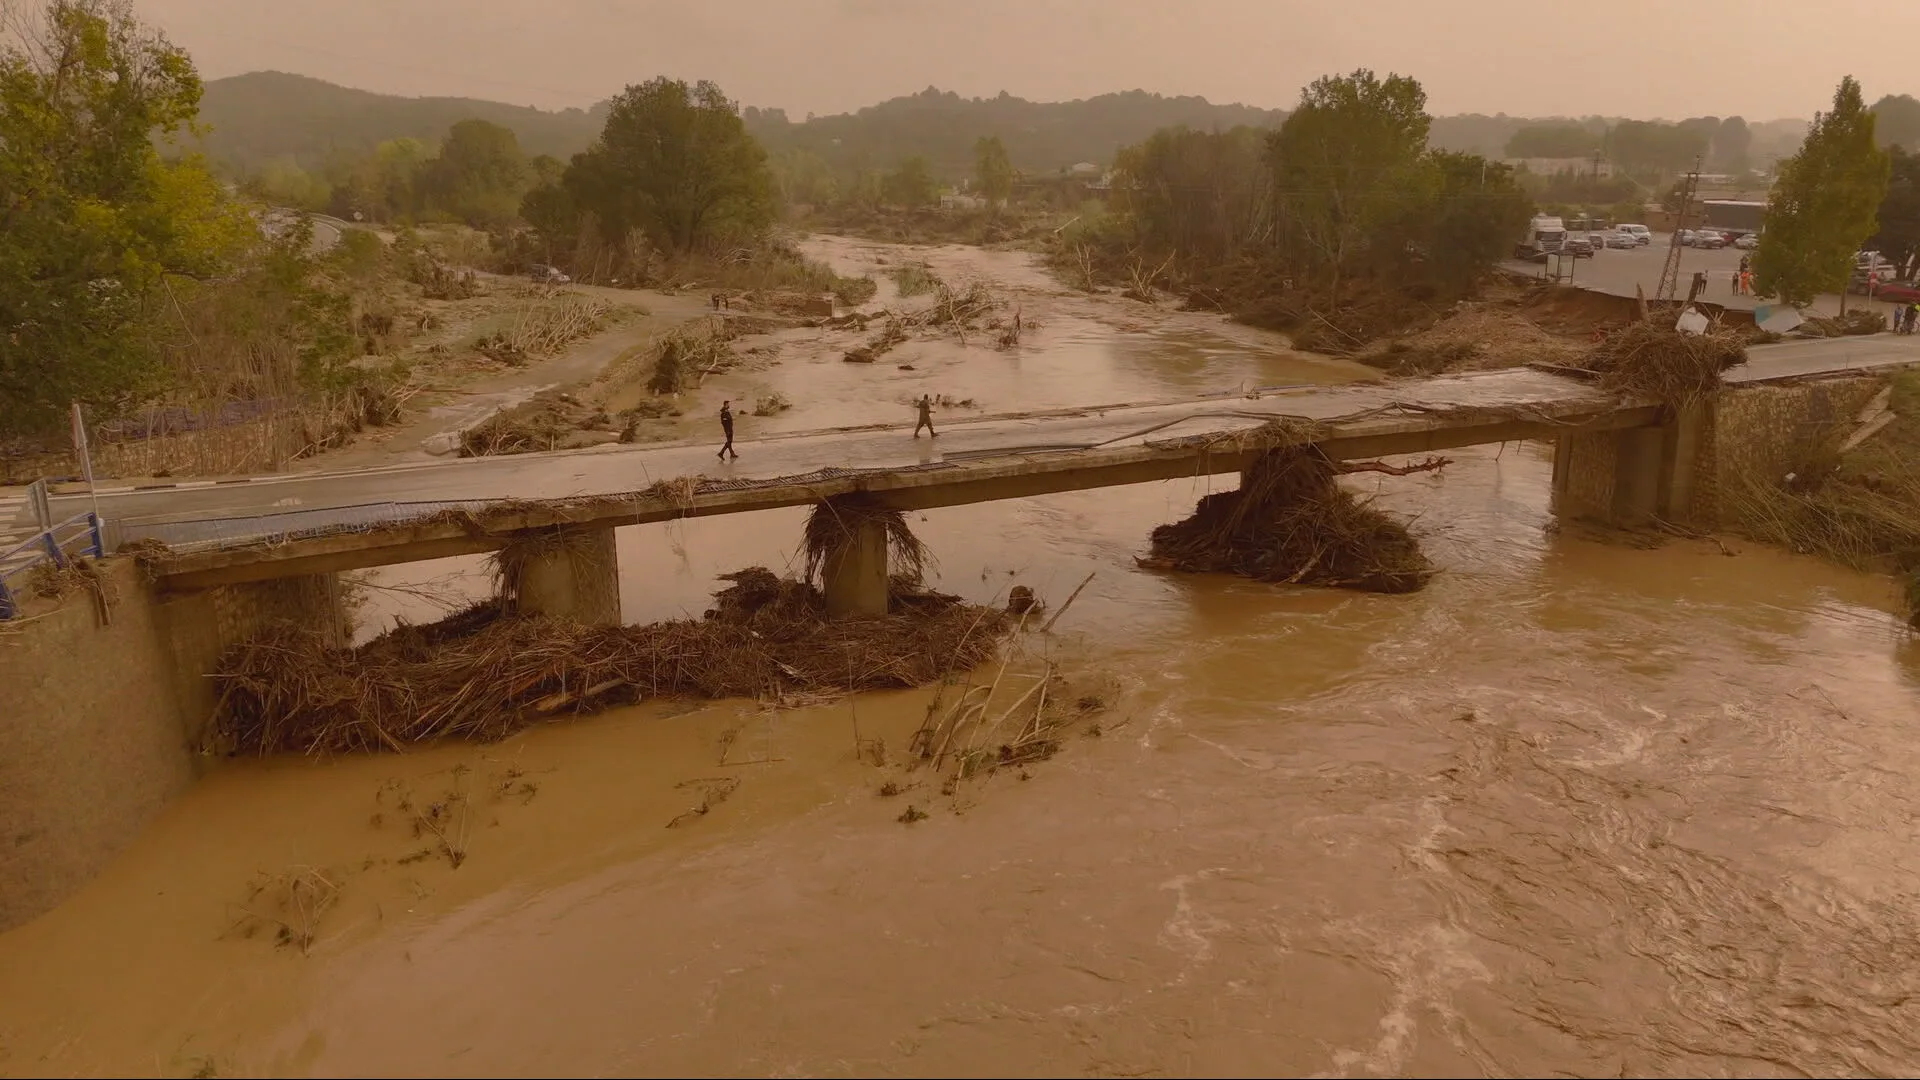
1756, 77, 1892, 306
883, 155, 937, 208
1869, 146, 1920, 279
1503, 123, 1600, 159
1415, 152, 1533, 294
1713, 116, 1752, 174
0, 0, 252, 435
1267, 69, 1431, 292
974, 135, 1014, 208
1114, 125, 1268, 264
1604, 119, 1709, 179
418, 118, 528, 228
1871, 94, 1920, 150
564, 77, 774, 254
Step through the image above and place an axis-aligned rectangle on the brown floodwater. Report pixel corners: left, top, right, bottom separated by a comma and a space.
4, 242, 1920, 1079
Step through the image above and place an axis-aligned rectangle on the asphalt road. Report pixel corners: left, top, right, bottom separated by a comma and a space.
1501, 233, 1891, 316
7, 335, 1917, 549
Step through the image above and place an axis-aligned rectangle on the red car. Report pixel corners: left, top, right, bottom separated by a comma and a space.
1872, 280, 1920, 304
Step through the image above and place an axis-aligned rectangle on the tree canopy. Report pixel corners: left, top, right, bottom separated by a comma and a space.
1871, 94, 1920, 150
0, 0, 254, 435
561, 77, 774, 254
974, 135, 1013, 207
1268, 69, 1432, 290
1504, 123, 1601, 159
1756, 77, 1891, 306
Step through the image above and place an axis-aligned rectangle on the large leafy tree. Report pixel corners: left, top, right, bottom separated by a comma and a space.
1503, 123, 1600, 159
1756, 77, 1891, 306
1267, 69, 1431, 293
973, 135, 1013, 208
1868, 146, 1920, 280
1871, 94, 1920, 150
418, 118, 528, 228
564, 77, 774, 254
883, 155, 937, 208
1415, 152, 1532, 294
0, 0, 252, 436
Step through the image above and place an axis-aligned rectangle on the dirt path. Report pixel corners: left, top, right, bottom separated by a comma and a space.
297, 286, 713, 472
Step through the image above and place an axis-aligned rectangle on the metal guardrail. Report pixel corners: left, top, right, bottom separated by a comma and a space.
0, 479, 105, 619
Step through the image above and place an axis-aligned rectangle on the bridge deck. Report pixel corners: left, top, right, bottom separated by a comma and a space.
150, 369, 1656, 588
44, 334, 1917, 590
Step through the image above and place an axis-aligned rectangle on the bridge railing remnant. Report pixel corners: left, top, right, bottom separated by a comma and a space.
0, 480, 105, 619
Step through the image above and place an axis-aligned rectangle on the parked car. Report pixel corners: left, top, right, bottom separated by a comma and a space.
1873, 280, 1920, 304
1588, 232, 1608, 252
1733, 233, 1759, 250
1602, 231, 1639, 249
1616, 223, 1653, 245
529, 263, 571, 284
1562, 234, 1595, 258
1690, 231, 1728, 249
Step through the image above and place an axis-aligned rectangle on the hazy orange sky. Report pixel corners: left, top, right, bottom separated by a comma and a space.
132, 0, 1911, 120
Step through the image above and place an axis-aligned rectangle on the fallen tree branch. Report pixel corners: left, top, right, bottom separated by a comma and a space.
1333, 456, 1452, 477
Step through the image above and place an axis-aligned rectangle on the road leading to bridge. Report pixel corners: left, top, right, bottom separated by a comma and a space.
6, 334, 1917, 551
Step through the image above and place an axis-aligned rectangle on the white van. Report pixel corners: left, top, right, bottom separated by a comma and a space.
1616, 224, 1653, 246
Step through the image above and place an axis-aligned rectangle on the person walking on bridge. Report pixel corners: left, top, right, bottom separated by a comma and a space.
913, 394, 938, 439
717, 400, 738, 460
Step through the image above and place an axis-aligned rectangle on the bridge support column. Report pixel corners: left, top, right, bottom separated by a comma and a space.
163, 572, 352, 743
1551, 402, 1711, 528
822, 517, 890, 617
499, 525, 622, 626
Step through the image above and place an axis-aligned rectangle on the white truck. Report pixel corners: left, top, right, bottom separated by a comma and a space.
1515, 215, 1569, 262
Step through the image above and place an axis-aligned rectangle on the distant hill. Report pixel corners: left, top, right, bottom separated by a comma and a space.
743, 86, 1287, 177
192, 72, 1815, 183
194, 72, 603, 173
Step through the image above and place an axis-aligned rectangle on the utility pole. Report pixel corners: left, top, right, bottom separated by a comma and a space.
1656, 157, 1704, 304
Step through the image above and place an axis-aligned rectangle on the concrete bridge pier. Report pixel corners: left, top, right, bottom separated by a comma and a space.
163, 572, 353, 741
1551, 402, 1711, 527
822, 516, 890, 617
499, 525, 622, 625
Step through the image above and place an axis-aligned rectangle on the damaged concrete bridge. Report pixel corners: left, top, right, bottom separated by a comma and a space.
75, 335, 1912, 648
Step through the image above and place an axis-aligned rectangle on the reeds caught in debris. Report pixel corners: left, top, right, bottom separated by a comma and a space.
209, 568, 1010, 756
801, 495, 931, 587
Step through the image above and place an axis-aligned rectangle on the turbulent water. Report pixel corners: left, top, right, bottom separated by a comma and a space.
2, 238, 1919, 1079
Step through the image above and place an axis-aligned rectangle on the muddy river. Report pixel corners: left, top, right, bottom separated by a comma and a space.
4, 238, 1920, 1078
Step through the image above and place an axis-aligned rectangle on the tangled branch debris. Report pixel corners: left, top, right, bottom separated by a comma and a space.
842, 280, 1002, 362
1143, 443, 1441, 593
209, 569, 1010, 756
1551, 322, 1748, 402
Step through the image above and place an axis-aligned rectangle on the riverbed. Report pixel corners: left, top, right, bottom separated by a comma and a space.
2, 238, 1918, 1078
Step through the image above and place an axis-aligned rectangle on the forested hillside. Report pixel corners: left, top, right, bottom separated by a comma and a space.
194, 72, 604, 173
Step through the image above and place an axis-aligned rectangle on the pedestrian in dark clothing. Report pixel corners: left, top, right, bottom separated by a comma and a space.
717, 400, 738, 459
711, 292, 721, 311
913, 394, 937, 439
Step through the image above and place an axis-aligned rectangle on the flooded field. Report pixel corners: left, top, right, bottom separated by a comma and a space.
3, 239, 1920, 1079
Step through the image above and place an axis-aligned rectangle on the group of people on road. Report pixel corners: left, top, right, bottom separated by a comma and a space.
716, 395, 936, 460
1730, 255, 1755, 296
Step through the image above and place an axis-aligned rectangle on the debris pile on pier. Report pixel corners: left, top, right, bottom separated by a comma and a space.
1556, 322, 1747, 402
210, 567, 1009, 756
1142, 443, 1437, 594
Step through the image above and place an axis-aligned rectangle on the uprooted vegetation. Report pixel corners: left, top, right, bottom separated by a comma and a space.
1544, 321, 1750, 402
1722, 370, 1920, 628
1141, 424, 1446, 593
841, 279, 1022, 363
209, 504, 1009, 754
